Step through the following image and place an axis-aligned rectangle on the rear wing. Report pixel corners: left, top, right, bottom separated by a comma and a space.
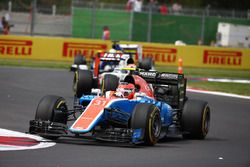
118, 44, 142, 62
138, 71, 184, 85
138, 71, 187, 109
100, 53, 130, 62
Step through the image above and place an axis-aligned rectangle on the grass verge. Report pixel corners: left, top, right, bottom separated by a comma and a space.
157, 65, 250, 96
0, 59, 72, 69
187, 81, 250, 96
156, 66, 250, 79
1, 59, 250, 96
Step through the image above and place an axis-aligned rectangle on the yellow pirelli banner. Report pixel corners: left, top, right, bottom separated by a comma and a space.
0, 35, 250, 70
0, 35, 109, 61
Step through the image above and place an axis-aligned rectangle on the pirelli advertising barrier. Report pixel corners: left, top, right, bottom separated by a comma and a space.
0, 35, 250, 70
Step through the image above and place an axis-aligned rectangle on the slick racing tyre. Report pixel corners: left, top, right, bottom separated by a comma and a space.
131, 103, 161, 146
181, 99, 210, 139
101, 74, 119, 93
74, 54, 87, 65
73, 70, 93, 98
139, 58, 153, 71
35, 95, 68, 139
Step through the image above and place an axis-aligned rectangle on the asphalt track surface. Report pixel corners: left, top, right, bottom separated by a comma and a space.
0, 67, 249, 167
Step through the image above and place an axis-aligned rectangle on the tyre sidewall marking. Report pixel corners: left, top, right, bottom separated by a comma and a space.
101, 77, 105, 93
73, 71, 79, 95
148, 107, 160, 144
56, 100, 65, 109
202, 105, 209, 136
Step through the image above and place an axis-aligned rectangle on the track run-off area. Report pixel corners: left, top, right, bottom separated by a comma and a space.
0, 67, 249, 167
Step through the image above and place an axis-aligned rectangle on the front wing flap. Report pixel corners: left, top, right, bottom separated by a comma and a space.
29, 120, 68, 137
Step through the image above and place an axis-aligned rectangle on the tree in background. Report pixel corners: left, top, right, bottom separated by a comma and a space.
100, 0, 250, 10
202, 0, 250, 10
0, 0, 249, 10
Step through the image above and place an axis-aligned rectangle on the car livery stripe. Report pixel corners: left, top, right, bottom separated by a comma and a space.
69, 97, 123, 133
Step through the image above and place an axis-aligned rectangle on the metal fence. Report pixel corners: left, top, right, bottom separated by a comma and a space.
73, 1, 250, 19
1, 1, 249, 45
72, 1, 250, 45
0, 1, 71, 36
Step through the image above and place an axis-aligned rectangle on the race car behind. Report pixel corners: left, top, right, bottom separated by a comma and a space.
70, 41, 154, 72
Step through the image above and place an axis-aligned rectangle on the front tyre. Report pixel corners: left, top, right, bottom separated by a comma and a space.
181, 99, 210, 139
131, 103, 161, 146
34, 95, 68, 139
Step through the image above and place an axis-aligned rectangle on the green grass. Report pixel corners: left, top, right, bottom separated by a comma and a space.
187, 81, 250, 96
1, 59, 250, 96
156, 65, 250, 96
0, 59, 72, 69
156, 66, 250, 79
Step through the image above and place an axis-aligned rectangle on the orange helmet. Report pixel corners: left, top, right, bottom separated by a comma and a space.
116, 83, 135, 99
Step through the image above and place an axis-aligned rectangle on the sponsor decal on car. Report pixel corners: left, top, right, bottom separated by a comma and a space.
159, 73, 179, 80
139, 71, 157, 78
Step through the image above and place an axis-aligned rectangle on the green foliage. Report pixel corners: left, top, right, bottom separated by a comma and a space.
179, 0, 203, 7
72, 8, 131, 40
202, 0, 250, 10
156, 65, 250, 96
1, 0, 250, 9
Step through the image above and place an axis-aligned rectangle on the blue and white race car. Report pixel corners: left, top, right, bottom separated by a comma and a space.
70, 41, 154, 72
29, 70, 210, 146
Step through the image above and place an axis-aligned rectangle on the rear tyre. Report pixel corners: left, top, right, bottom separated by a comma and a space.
101, 74, 119, 93
181, 99, 210, 139
139, 58, 153, 71
73, 70, 93, 98
35, 95, 68, 139
74, 54, 86, 65
131, 103, 161, 146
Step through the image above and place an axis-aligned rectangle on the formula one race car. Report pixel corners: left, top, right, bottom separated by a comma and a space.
29, 70, 210, 146
70, 41, 154, 72
70, 41, 155, 94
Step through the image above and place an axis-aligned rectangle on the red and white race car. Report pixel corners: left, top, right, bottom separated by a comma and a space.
71, 42, 155, 97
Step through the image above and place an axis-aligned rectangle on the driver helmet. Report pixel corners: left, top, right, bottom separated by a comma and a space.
116, 83, 135, 99
109, 48, 116, 53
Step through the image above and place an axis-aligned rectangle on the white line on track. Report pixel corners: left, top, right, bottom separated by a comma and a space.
207, 78, 250, 84
187, 77, 250, 84
187, 88, 250, 99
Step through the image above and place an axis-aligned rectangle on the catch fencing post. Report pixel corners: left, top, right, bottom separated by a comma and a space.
147, 5, 152, 42
8, 1, 12, 13
91, 0, 97, 38
30, 0, 37, 36
128, 11, 134, 41
52, 5, 56, 16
